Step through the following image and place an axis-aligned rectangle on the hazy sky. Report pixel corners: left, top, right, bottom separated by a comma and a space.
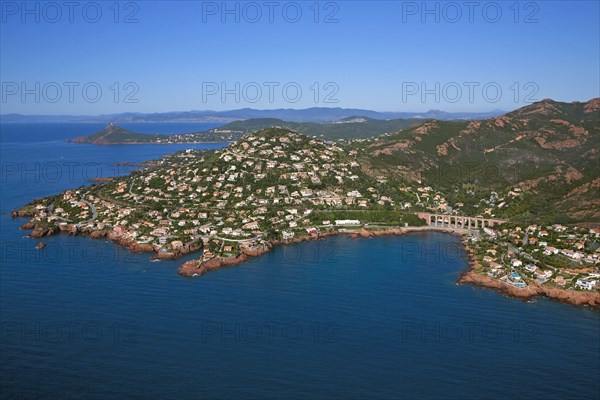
1, 0, 599, 114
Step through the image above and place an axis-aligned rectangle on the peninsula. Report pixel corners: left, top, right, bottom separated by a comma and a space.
67, 117, 424, 144
15, 98, 600, 308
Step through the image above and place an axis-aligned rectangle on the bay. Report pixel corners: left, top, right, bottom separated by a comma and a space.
1, 123, 598, 400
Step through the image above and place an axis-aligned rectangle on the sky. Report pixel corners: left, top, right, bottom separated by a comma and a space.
1, 0, 599, 115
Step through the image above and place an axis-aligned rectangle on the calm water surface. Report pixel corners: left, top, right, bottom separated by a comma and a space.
1, 123, 599, 399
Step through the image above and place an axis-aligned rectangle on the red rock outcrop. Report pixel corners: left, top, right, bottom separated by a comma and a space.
28, 226, 57, 238
240, 243, 272, 257
458, 270, 600, 307
12, 210, 35, 218
178, 253, 249, 277
153, 251, 177, 260
347, 228, 408, 239
67, 224, 79, 235
106, 234, 155, 254
89, 230, 107, 239
458, 240, 600, 308
20, 222, 35, 230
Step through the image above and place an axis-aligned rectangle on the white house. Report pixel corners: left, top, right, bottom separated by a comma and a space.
335, 219, 360, 226
575, 279, 597, 291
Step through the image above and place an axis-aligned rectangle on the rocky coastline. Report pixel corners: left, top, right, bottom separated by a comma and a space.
17, 219, 200, 260
345, 228, 407, 239
14, 215, 599, 309
67, 137, 231, 145
458, 239, 600, 309
11, 210, 35, 218
178, 228, 447, 277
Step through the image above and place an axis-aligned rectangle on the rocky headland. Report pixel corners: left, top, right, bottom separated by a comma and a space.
458, 240, 600, 308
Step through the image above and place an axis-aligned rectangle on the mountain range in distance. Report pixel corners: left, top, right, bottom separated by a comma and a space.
66, 98, 599, 145
1, 107, 506, 124
68, 116, 426, 143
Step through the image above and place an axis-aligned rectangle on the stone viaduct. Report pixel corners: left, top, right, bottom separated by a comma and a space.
415, 212, 507, 230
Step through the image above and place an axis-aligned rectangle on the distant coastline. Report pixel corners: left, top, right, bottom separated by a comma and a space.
68, 140, 235, 145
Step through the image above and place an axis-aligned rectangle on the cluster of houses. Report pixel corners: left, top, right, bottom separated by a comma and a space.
29, 131, 416, 259
27, 127, 599, 287
471, 223, 600, 291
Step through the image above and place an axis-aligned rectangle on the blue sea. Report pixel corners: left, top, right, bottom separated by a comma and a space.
1, 123, 599, 400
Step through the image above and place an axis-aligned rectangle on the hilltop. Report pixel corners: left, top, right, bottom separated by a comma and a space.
19, 127, 429, 264
70, 124, 165, 144
358, 98, 600, 223
65, 98, 600, 224
67, 99, 599, 148
208, 117, 423, 140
